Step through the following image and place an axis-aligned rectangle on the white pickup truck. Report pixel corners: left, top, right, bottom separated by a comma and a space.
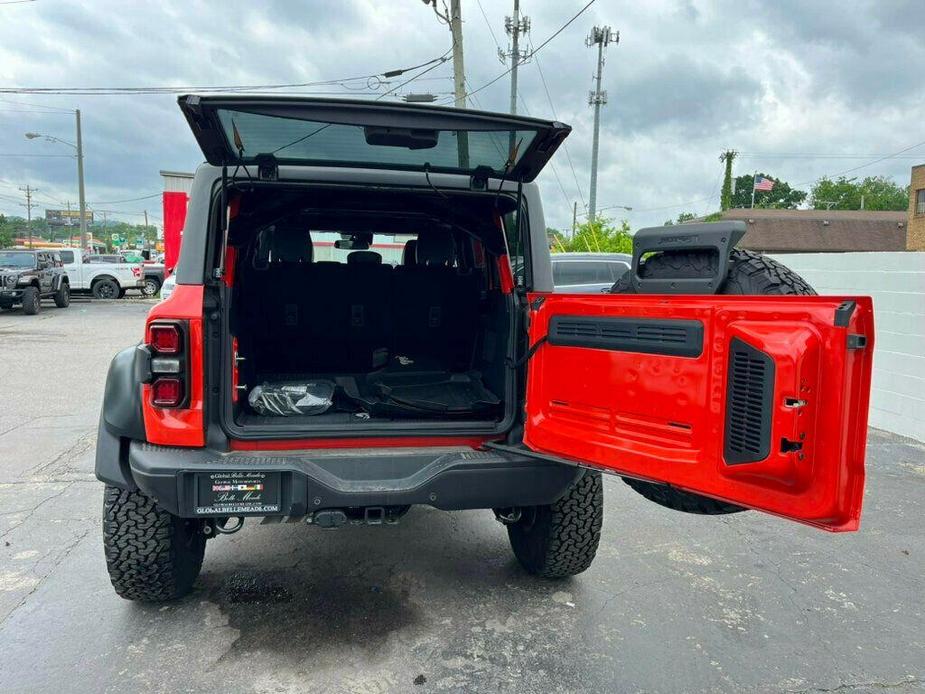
54, 248, 145, 299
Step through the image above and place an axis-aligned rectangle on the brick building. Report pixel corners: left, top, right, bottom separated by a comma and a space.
719, 208, 907, 253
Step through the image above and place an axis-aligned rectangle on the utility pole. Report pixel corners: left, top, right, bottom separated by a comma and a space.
76, 109, 87, 253
144, 210, 150, 251
572, 201, 578, 237
586, 26, 618, 220
425, 0, 468, 165
449, 0, 466, 108
500, 0, 530, 116
19, 185, 37, 248
719, 150, 737, 210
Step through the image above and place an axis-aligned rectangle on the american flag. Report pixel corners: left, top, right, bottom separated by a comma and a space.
753, 175, 775, 192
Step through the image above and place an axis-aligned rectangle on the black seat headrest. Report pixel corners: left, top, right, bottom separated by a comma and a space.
270, 227, 313, 263
402, 240, 418, 267
415, 232, 454, 266
347, 250, 382, 265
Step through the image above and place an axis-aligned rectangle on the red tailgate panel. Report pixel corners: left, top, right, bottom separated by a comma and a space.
524, 294, 873, 531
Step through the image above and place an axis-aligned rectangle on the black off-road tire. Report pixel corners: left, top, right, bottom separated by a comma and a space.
21, 286, 40, 315
54, 282, 70, 308
611, 248, 816, 515
508, 471, 603, 578
103, 485, 206, 602
92, 278, 118, 300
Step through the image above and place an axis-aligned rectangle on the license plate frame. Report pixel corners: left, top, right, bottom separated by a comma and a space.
194, 471, 281, 515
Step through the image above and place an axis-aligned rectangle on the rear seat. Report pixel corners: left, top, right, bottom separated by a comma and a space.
344, 251, 392, 369
254, 226, 316, 371
248, 229, 478, 375
392, 231, 478, 369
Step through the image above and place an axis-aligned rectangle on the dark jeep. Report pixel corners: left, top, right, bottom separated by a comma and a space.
0, 249, 70, 314
96, 96, 874, 602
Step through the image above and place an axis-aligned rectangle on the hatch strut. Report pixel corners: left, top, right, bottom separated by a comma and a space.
213, 164, 230, 280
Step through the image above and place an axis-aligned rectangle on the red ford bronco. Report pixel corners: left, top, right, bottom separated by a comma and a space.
96, 96, 874, 601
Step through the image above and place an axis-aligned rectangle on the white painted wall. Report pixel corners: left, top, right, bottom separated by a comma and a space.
769, 252, 925, 442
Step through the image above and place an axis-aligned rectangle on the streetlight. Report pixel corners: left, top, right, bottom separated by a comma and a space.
24, 109, 87, 252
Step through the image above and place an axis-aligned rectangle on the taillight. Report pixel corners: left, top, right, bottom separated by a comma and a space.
147, 320, 187, 408
151, 377, 183, 407
149, 324, 180, 353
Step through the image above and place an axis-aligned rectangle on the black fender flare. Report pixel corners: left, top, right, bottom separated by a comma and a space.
95, 344, 151, 489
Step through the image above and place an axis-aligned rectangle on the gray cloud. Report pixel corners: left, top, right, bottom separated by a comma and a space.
0, 0, 921, 232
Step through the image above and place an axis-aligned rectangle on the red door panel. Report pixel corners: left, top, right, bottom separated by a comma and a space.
524, 293, 874, 532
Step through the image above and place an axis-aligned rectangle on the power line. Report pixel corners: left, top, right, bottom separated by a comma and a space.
89, 193, 161, 205
518, 92, 571, 212
532, 49, 586, 209
475, 0, 504, 54
464, 0, 597, 100
632, 139, 925, 215
789, 139, 925, 188
375, 47, 453, 101
738, 152, 925, 159
0, 53, 454, 96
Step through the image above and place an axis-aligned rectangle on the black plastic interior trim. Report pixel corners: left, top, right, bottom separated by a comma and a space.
547, 315, 704, 357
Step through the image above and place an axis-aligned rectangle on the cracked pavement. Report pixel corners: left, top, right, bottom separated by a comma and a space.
0, 301, 922, 693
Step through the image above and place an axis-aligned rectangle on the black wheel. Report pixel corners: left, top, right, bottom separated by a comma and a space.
611, 248, 816, 515
54, 282, 70, 308
103, 485, 206, 602
92, 279, 118, 300
21, 286, 40, 314
141, 277, 161, 297
508, 472, 603, 578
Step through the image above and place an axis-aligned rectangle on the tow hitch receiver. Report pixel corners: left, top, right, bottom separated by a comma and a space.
304, 506, 408, 528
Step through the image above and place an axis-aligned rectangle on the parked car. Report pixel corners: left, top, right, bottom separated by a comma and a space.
0, 249, 70, 314
96, 95, 874, 602
158, 271, 176, 301
53, 247, 145, 299
551, 252, 631, 292
85, 253, 165, 297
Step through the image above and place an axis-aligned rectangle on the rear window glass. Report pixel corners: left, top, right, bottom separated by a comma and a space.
310, 233, 415, 266
218, 110, 537, 174
553, 260, 618, 285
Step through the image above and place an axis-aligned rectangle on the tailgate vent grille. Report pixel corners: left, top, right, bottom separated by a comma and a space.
548, 316, 703, 357
554, 320, 600, 337
724, 338, 775, 464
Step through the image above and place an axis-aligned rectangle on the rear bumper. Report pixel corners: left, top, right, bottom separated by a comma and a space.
124, 440, 583, 518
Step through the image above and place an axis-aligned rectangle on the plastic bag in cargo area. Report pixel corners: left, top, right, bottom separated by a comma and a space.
248, 380, 336, 416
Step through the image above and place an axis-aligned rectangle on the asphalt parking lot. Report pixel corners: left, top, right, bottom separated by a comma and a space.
0, 300, 922, 694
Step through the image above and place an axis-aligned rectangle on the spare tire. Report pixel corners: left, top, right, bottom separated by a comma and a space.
611, 248, 816, 515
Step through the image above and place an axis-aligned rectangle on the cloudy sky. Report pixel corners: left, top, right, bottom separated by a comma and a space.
0, 0, 922, 232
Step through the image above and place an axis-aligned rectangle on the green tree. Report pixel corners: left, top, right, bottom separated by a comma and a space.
731, 173, 807, 209
552, 217, 632, 254
0, 215, 12, 248
810, 175, 908, 211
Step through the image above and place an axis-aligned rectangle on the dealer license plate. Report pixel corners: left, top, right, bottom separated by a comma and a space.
195, 471, 281, 515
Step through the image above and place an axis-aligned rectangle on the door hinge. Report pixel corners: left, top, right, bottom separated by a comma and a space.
847, 334, 867, 350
